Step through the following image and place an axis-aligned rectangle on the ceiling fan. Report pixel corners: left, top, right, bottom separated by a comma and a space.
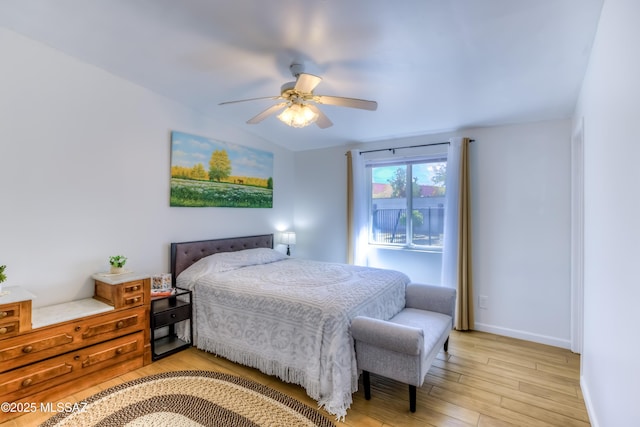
219, 63, 377, 129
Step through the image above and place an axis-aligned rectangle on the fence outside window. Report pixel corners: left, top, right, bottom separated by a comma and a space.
372, 205, 445, 248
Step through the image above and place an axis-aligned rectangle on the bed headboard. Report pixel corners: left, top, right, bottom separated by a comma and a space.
170, 234, 274, 284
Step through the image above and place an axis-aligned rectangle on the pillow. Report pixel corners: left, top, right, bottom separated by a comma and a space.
179, 247, 287, 281
207, 247, 288, 271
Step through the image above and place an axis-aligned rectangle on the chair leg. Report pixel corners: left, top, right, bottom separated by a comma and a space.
363, 371, 371, 400
444, 336, 450, 352
409, 385, 416, 412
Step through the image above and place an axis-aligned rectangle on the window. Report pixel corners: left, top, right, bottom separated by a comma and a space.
368, 156, 447, 250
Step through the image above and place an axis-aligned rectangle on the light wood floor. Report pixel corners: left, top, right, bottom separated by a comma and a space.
3, 330, 590, 426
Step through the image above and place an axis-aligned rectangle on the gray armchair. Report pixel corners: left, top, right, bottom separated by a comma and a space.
351, 284, 456, 412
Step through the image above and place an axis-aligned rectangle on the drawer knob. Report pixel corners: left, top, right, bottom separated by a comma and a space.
22, 345, 33, 354
116, 348, 124, 355
22, 378, 33, 387
131, 286, 139, 291
0, 327, 7, 335
116, 321, 124, 329
171, 313, 177, 319
0, 311, 7, 318
75, 326, 82, 332
74, 355, 80, 361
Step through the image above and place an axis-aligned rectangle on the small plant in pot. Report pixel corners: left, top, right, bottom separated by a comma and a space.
109, 255, 127, 274
0, 265, 6, 291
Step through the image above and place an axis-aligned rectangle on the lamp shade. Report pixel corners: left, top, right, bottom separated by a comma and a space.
281, 231, 296, 245
277, 104, 318, 128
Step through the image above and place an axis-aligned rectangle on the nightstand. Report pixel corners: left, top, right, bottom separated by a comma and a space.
150, 288, 192, 360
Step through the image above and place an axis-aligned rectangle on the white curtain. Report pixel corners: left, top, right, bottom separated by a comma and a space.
347, 150, 368, 266
441, 138, 462, 289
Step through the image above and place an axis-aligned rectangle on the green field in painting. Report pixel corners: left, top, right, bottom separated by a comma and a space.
170, 178, 272, 208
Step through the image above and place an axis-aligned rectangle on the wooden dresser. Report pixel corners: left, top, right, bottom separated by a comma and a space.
0, 275, 151, 423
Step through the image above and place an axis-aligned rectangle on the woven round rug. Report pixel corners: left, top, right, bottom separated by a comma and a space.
39, 370, 335, 427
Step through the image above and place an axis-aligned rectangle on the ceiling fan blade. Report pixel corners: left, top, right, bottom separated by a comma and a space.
314, 95, 378, 111
294, 73, 322, 94
306, 104, 333, 129
246, 102, 288, 124
219, 96, 282, 106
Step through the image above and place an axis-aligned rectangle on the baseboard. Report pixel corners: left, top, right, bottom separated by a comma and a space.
580, 374, 598, 427
473, 322, 571, 349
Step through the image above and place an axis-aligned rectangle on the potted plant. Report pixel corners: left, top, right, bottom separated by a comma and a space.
109, 255, 127, 274
0, 265, 6, 292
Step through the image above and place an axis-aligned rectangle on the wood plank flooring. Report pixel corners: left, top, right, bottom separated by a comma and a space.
3, 330, 590, 426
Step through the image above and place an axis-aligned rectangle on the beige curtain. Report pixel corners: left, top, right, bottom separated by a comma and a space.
456, 138, 474, 330
346, 151, 355, 264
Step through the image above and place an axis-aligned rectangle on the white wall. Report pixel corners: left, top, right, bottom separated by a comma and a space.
471, 120, 572, 348
292, 145, 348, 262
573, 0, 640, 425
0, 28, 295, 307
295, 119, 573, 348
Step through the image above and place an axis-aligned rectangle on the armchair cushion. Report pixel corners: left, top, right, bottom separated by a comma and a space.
390, 308, 452, 356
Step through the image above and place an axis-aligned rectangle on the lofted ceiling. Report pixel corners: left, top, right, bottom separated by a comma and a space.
0, 0, 603, 151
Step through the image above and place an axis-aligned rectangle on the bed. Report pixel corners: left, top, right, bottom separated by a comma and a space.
171, 234, 410, 419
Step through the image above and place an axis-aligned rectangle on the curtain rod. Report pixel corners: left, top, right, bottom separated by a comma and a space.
359, 139, 474, 155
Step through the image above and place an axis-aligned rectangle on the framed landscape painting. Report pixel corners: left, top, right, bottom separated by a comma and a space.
170, 131, 273, 208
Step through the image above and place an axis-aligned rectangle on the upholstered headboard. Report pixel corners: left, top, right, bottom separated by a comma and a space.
170, 234, 274, 284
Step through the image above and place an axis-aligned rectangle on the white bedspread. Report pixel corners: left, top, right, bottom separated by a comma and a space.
176, 249, 409, 419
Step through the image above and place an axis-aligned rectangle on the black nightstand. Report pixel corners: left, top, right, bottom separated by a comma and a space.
150, 287, 192, 360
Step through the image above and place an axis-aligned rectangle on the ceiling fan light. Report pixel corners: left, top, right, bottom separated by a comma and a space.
277, 104, 318, 128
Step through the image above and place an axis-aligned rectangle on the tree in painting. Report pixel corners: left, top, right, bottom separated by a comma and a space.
209, 150, 232, 182
191, 163, 208, 180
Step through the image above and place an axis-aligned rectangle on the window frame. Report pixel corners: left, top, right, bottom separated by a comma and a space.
366, 154, 447, 252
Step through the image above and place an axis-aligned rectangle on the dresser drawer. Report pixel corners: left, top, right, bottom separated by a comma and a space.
0, 332, 73, 364
123, 293, 144, 307
0, 331, 144, 401
0, 303, 21, 321
82, 312, 143, 339
94, 278, 149, 309
0, 300, 31, 339
153, 304, 191, 327
0, 305, 146, 372
122, 280, 144, 294
0, 360, 73, 396
121, 280, 144, 307
0, 321, 19, 339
